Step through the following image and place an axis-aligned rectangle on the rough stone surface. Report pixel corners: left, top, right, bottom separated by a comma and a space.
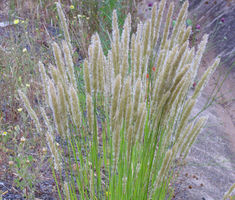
187, 0, 235, 72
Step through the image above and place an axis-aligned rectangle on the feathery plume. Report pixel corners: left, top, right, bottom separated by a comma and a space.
150, 3, 157, 46
97, 49, 105, 93
112, 10, 120, 77
152, 0, 166, 47
62, 40, 76, 89
154, 150, 172, 190
41, 107, 61, 172
119, 77, 131, 121
121, 13, 131, 58
46, 130, 61, 172
170, 1, 189, 49
167, 78, 186, 112
152, 91, 170, 130
52, 42, 67, 83
180, 26, 191, 45
131, 34, 136, 83
175, 99, 196, 142
192, 58, 220, 99
83, 59, 91, 95
181, 116, 207, 158
160, 2, 174, 50
69, 85, 81, 129
156, 46, 178, 100
191, 34, 209, 80
133, 102, 145, 143
137, 103, 147, 143
135, 42, 142, 81
48, 80, 64, 137
18, 90, 41, 133
91, 34, 100, 94
111, 74, 121, 129
132, 79, 142, 123
169, 41, 188, 83
142, 20, 151, 58
38, 61, 49, 104
170, 64, 190, 95
49, 64, 61, 86
186, 47, 195, 64
58, 82, 68, 135
56, 2, 72, 53
175, 122, 193, 155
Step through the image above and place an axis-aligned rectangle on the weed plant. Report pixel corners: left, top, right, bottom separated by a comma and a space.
17, 0, 221, 199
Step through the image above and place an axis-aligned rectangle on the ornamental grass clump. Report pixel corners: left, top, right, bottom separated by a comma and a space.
18, 1, 220, 199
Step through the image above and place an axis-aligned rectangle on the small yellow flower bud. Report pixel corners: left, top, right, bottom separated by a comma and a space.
70, 5, 74, 9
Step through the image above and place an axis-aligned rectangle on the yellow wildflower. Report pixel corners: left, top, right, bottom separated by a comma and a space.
70, 5, 75, 9
23, 48, 27, 53
2, 131, 7, 136
17, 108, 23, 112
14, 19, 20, 25
106, 191, 110, 197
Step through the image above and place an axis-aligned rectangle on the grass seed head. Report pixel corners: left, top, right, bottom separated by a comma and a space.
18, 90, 41, 134
69, 85, 81, 129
